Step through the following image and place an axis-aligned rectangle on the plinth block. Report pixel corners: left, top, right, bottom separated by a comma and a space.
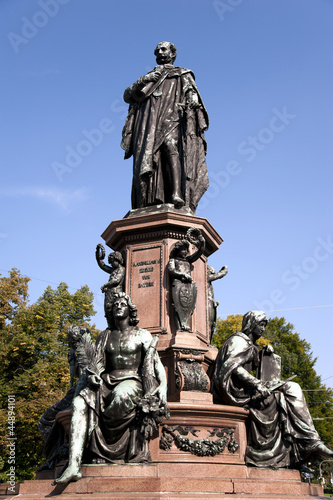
16, 463, 323, 499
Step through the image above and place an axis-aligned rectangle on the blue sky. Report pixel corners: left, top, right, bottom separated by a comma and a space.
1, 0, 333, 385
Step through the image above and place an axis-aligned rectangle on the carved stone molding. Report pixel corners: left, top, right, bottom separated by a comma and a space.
123, 229, 187, 244
160, 425, 239, 457
175, 349, 210, 392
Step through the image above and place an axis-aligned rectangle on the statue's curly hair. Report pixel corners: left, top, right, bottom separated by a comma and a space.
108, 251, 124, 265
170, 240, 189, 259
112, 292, 139, 326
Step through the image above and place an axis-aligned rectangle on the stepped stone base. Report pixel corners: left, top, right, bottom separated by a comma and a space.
1, 401, 323, 499
2, 464, 323, 499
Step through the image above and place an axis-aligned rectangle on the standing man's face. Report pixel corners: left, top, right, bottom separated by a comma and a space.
155, 42, 173, 65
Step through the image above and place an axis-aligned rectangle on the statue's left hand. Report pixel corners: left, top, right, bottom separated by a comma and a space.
220, 265, 228, 275
186, 91, 200, 109
256, 382, 271, 400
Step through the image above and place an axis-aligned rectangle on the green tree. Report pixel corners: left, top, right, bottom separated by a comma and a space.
212, 314, 242, 348
213, 314, 271, 349
0, 269, 99, 481
0, 268, 29, 329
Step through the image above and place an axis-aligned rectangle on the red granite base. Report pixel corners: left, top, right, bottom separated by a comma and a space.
10, 463, 323, 499
5, 401, 323, 499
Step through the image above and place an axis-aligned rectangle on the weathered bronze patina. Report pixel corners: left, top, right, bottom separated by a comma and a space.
37, 326, 88, 472
54, 293, 168, 484
213, 310, 333, 468
168, 228, 205, 331
207, 265, 228, 344
121, 41, 209, 212
95, 244, 125, 328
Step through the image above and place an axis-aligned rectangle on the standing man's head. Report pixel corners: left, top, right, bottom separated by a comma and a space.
154, 41, 177, 65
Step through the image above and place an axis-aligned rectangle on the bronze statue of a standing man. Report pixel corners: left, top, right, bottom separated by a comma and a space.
121, 41, 209, 212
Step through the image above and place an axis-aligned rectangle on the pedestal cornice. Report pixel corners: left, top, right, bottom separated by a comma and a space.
101, 208, 223, 257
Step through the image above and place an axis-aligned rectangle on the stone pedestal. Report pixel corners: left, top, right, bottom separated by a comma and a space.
102, 206, 222, 347
13, 208, 323, 499
149, 402, 248, 465
24, 403, 321, 498
102, 207, 223, 401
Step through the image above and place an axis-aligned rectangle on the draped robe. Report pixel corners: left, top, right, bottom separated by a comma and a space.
121, 64, 209, 211
214, 332, 322, 468
79, 328, 153, 463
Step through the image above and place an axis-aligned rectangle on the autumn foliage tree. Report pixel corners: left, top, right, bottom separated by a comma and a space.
0, 269, 99, 480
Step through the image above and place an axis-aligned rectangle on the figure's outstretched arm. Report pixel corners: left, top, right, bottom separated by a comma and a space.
95, 244, 113, 274
141, 331, 167, 405
188, 234, 205, 264
152, 352, 167, 405
208, 265, 228, 283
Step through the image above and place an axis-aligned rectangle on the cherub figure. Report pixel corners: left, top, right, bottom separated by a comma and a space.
168, 228, 205, 331
95, 244, 125, 328
207, 265, 228, 344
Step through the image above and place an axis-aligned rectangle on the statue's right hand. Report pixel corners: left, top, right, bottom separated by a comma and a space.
87, 374, 102, 387
256, 382, 271, 399
143, 70, 161, 84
